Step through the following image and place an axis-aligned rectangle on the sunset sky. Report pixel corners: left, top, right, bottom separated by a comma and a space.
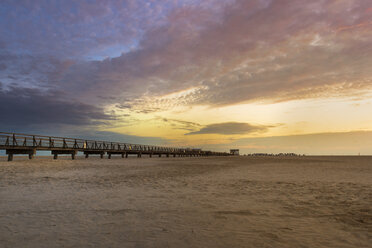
1, 0, 372, 154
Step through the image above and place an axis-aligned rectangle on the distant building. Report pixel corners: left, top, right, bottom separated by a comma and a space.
230, 149, 239, 155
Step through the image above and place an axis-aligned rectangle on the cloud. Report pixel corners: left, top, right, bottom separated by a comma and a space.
52, 0, 372, 110
1, 0, 372, 116
0, 63, 6, 71
0, 86, 114, 129
158, 117, 201, 131
0, 0, 227, 58
0, 0, 165, 57
186, 122, 272, 135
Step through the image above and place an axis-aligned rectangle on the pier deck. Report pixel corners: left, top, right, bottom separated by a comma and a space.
0, 132, 230, 161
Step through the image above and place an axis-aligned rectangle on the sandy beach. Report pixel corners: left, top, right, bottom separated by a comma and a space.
0, 156, 371, 248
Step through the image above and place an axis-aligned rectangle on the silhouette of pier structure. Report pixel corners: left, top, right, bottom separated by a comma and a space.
0, 132, 230, 161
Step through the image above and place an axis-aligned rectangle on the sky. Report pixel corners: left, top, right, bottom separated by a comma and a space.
1, 0, 372, 155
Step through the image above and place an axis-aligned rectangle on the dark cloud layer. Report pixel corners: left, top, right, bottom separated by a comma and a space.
186, 122, 271, 135
0, 86, 113, 130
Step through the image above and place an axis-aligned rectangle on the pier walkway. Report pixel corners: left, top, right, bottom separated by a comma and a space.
0, 132, 230, 161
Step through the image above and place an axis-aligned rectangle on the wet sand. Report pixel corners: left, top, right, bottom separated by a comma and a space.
0, 156, 371, 247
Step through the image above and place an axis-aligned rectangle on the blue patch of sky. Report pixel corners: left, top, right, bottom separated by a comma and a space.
84, 39, 140, 61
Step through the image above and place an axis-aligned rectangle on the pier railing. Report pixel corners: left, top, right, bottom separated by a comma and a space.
0, 132, 230, 161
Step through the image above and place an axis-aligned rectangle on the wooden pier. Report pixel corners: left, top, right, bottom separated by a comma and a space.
0, 132, 230, 161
